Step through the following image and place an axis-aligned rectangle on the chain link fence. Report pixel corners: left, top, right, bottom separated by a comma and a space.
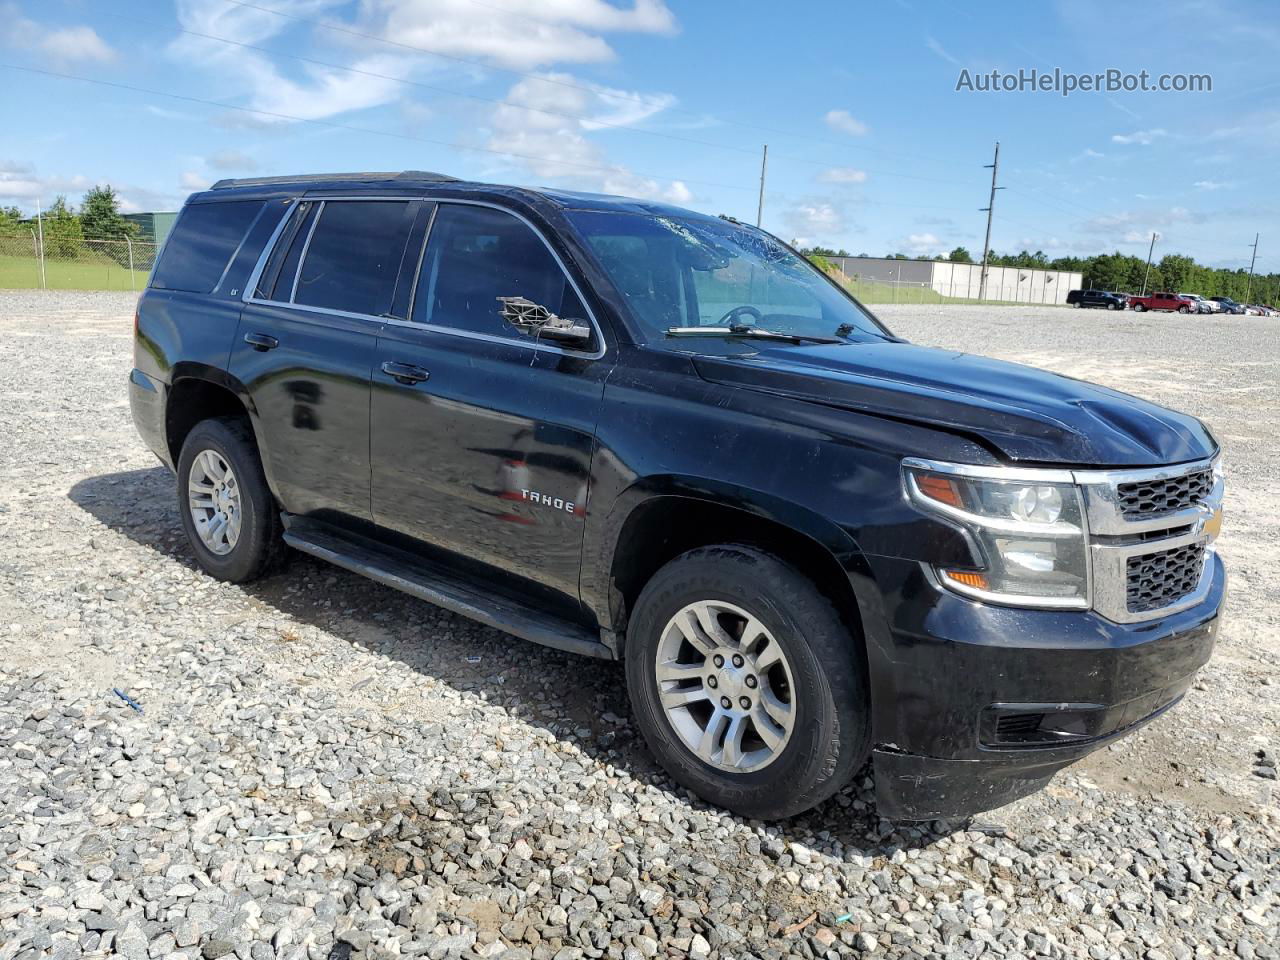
0, 233, 158, 291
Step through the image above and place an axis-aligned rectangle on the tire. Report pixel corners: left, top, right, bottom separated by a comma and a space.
625, 545, 870, 819
1134, 303, 1146, 312
177, 417, 286, 583
1107, 303, 1116, 310
1179, 305, 1190, 314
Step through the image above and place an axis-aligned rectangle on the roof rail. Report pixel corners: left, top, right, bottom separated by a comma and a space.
209, 170, 459, 190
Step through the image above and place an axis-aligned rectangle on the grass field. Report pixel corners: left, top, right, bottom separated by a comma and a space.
0, 254, 149, 292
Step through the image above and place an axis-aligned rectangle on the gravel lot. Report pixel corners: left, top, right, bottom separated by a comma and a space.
1, 291, 1276, 960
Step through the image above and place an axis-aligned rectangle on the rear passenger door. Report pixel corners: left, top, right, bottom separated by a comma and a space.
369, 201, 612, 611
231, 197, 423, 531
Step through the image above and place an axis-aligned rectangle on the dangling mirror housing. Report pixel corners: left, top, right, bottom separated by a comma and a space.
497, 296, 592, 344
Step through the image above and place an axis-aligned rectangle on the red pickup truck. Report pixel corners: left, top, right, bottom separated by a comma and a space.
1129, 291, 1194, 313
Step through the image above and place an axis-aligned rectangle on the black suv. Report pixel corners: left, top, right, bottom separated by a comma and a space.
1066, 288, 1129, 310
130, 172, 1225, 821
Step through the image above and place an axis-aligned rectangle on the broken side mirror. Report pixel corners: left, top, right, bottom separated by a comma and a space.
497, 296, 592, 345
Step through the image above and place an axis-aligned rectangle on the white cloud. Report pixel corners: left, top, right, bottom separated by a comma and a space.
782, 200, 846, 247
208, 150, 257, 172
1111, 128, 1167, 145
0, 163, 181, 215
486, 72, 685, 202
817, 167, 868, 184
905, 232, 940, 255
1076, 148, 1105, 160
0, 163, 91, 207
180, 171, 212, 191
1193, 179, 1232, 191
168, 0, 681, 146
39, 25, 115, 64
168, 0, 413, 124
924, 36, 963, 67
372, 0, 677, 70
824, 109, 868, 136
1084, 206, 1201, 245
1, 6, 117, 64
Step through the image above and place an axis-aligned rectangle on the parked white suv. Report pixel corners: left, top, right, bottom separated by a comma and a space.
1180, 293, 1218, 315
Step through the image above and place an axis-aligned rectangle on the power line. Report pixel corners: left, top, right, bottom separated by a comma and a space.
0, 62, 754, 194
95, 8, 992, 191
211, 0, 972, 170
102, 11, 767, 160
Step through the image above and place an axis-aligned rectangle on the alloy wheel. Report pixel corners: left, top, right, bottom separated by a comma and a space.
187, 448, 242, 556
654, 600, 796, 772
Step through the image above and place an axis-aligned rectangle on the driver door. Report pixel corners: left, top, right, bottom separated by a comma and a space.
369, 201, 612, 612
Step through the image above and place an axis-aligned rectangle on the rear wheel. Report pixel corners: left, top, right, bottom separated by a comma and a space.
177, 417, 285, 583
1179, 305, 1190, 314
1134, 303, 1146, 312
625, 545, 870, 819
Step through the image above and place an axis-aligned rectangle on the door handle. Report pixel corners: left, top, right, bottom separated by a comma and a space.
381, 361, 430, 385
243, 332, 279, 351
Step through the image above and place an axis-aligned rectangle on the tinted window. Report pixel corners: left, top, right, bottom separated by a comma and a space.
274, 203, 318, 301
293, 200, 415, 316
254, 201, 317, 300
413, 204, 588, 340
151, 200, 265, 293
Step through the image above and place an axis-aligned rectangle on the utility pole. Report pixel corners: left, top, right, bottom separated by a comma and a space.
977, 141, 1003, 302
1141, 231, 1158, 296
756, 144, 768, 228
1246, 232, 1259, 303
35, 195, 47, 290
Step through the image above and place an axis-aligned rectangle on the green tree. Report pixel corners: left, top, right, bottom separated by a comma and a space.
0, 205, 26, 238
42, 195, 84, 259
1158, 254, 1195, 293
947, 246, 973, 263
79, 185, 138, 241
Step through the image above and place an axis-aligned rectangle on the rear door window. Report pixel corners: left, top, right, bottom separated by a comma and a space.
412, 204, 589, 341
292, 200, 416, 317
151, 200, 266, 293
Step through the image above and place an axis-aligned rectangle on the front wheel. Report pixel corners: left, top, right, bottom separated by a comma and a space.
177, 417, 285, 583
625, 545, 870, 819
1134, 303, 1146, 312
1179, 305, 1190, 314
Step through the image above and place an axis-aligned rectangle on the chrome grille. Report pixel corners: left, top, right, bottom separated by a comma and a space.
1079, 456, 1221, 623
1126, 542, 1206, 613
1116, 468, 1213, 519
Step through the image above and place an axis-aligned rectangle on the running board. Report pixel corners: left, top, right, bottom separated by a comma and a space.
282, 517, 613, 660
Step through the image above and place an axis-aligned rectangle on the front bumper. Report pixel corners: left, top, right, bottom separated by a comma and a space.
859, 551, 1224, 821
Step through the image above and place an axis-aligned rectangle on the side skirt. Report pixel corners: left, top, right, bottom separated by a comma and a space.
282, 515, 614, 660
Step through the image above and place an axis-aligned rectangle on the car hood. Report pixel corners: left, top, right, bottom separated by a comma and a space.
691, 340, 1216, 466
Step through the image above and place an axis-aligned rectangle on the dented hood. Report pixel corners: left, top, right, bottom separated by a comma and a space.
692, 341, 1216, 466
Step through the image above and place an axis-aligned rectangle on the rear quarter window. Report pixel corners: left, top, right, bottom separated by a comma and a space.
150, 200, 267, 293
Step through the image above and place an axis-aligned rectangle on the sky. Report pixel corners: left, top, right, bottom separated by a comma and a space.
1, 0, 1277, 271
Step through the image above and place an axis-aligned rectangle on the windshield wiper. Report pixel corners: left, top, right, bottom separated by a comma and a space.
665, 324, 842, 345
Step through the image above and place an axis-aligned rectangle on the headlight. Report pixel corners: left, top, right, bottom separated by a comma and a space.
903, 460, 1089, 608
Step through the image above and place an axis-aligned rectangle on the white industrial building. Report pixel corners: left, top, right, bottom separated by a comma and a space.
823, 256, 1083, 305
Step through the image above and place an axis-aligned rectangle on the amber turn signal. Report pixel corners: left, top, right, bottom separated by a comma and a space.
916, 472, 964, 508
942, 570, 989, 590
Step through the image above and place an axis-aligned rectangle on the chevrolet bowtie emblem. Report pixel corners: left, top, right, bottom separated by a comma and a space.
1201, 506, 1223, 541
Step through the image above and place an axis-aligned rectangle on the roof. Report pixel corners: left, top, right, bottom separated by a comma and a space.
197, 170, 712, 220
208, 170, 459, 190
